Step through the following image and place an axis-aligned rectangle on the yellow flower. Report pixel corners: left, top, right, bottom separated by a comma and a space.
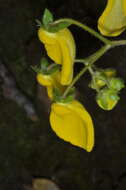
38, 28, 76, 85
98, 0, 126, 36
37, 71, 64, 99
50, 100, 94, 152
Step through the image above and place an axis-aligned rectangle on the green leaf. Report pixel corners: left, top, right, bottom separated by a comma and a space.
42, 9, 54, 28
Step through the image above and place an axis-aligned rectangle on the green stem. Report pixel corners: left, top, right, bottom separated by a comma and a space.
75, 59, 87, 63
62, 45, 110, 98
111, 40, 126, 47
53, 18, 112, 45
62, 65, 90, 99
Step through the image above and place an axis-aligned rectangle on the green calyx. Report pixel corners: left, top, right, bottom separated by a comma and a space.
53, 87, 75, 103
89, 68, 118, 91
42, 9, 71, 32
32, 57, 60, 75
89, 71, 106, 90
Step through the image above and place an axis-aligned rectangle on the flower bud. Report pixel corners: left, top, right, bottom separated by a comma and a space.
103, 68, 116, 78
89, 72, 106, 90
109, 77, 125, 91
96, 88, 120, 110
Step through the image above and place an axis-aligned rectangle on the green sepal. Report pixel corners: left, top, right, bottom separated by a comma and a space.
31, 65, 40, 73
53, 87, 75, 103
42, 9, 71, 32
53, 88, 63, 102
31, 57, 49, 74
47, 64, 60, 75
32, 57, 60, 75
42, 9, 54, 29
47, 21, 72, 33
61, 87, 75, 103
35, 19, 43, 27
40, 57, 50, 71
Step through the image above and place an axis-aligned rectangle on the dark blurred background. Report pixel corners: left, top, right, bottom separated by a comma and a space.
0, 0, 126, 189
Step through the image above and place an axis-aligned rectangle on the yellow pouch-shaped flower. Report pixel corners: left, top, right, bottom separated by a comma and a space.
37, 71, 64, 99
50, 100, 94, 152
98, 0, 126, 36
38, 28, 76, 85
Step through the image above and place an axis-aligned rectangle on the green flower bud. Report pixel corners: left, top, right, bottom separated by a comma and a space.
96, 88, 120, 110
89, 71, 106, 90
109, 77, 125, 91
89, 78, 106, 90
103, 68, 116, 78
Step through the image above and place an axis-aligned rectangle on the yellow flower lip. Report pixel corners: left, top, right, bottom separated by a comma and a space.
38, 27, 76, 85
50, 100, 94, 152
98, 0, 126, 37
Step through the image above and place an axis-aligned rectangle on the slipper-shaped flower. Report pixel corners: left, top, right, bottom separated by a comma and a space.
38, 28, 76, 85
37, 71, 64, 99
98, 0, 126, 36
50, 100, 94, 152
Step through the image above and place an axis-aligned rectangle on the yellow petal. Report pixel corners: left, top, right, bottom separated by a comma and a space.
38, 28, 62, 64
50, 100, 94, 152
38, 28, 56, 44
98, 0, 126, 36
57, 29, 75, 85
37, 73, 53, 86
47, 86, 53, 99
45, 43, 62, 65
67, 100, 94, 152
37, 72, 65, 100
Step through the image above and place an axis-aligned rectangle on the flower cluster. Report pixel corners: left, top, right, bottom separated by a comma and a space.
36, 9, 94, 152
89, 68, 124, 110
35, 8, 125, 152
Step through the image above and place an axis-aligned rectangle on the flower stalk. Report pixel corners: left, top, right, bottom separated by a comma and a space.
62, 38, 126, 98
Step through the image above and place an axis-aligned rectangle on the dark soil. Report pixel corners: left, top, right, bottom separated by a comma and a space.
0, 0, 126, 189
